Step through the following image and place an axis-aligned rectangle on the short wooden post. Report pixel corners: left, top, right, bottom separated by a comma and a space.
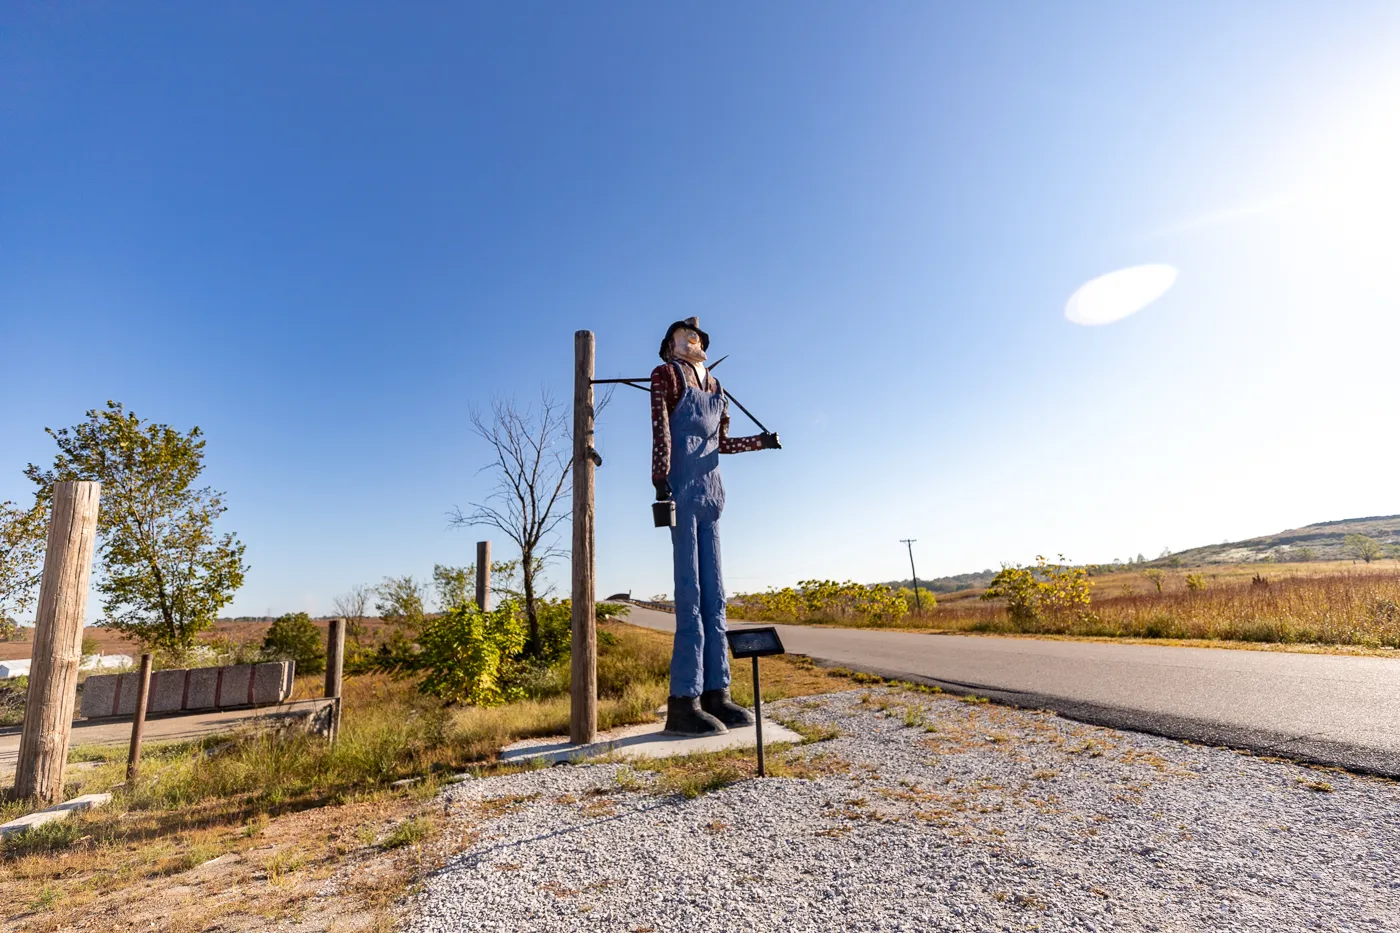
325, 618, 345, 743
475, 541, 491, 611
14, 481, 101, 803
126, 653, 153, 783
570, 330, 598, 745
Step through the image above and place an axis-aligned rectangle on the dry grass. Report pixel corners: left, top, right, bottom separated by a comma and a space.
620, 743, 852, 799
0, 619, 852, 929
962, 568, 1400, 648
737, 564, 1400, 652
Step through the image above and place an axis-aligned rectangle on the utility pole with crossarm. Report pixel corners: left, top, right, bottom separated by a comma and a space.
900, 538, 923, 613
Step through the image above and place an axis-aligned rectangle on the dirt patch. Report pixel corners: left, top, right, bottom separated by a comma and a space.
0, 789, 454, 931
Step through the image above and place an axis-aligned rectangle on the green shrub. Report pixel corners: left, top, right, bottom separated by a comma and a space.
415, 601, 528, 706
981, 555, 1093, 627
729, 581, 910, 625
262, 612, 326, 676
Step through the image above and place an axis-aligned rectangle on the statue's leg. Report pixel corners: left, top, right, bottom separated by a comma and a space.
697, 516, 730, 693
696, 513, 754, 726
668, 507, 704, 698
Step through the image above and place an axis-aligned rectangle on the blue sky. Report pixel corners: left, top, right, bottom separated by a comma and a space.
3, 3, 1400, 617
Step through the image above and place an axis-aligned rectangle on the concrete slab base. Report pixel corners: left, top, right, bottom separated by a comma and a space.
500, 718, 803, 766
0, 793, 112, 839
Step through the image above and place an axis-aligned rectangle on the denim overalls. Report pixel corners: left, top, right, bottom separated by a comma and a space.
666, 361, 731, 698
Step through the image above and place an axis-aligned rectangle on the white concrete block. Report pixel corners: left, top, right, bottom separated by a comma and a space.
0, 793, 112, 839
499, 718, 804, 766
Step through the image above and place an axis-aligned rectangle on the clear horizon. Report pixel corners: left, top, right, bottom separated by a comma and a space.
4, 4, 1400, 620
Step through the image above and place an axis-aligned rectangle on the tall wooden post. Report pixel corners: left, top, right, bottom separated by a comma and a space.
14, 481, 101, 803
475, 540, 491, 611
325, 618, 345, 743
571, 330, 598, 744
126, 653, 153, 783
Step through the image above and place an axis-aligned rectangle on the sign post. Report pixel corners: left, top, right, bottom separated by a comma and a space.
724, 626, 786, 777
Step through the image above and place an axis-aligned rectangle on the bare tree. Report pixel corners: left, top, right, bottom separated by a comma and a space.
451, 394, 571, 652
332, 582, 374, 643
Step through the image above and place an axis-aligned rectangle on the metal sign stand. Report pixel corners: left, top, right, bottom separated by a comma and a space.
752, 655, 766, 776
724, 626, 786, 778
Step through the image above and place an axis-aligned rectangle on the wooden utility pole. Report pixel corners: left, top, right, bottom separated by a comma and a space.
14, 480, 101, 803
325, 618, 346, 743
475, 540, 491, 611
900, 538, 923, 612
571, 330, 598, 745
126, 653, 153, 783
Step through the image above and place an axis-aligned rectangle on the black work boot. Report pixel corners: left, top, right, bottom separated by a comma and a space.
700, 688, 756, 727
664, 695, 728, 736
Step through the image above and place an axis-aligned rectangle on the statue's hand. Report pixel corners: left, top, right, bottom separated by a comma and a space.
654, 479, 672, 501
761, 432, 782, 450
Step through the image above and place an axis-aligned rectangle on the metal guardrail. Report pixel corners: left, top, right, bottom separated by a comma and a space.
614, 598, 675, 614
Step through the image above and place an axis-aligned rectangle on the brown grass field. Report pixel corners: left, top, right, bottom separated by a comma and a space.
755, 561, 1400, 655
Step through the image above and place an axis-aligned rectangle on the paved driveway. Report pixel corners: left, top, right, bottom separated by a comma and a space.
622, 605, 1400, 776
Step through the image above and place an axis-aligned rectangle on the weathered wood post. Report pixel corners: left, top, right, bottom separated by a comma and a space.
14, 480, 101, 803
325, 618, 345, 743
126, 653, 153, 783
571, 330, 598, 745
475, 540, 491, 611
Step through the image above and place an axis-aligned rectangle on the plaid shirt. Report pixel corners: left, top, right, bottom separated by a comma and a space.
651, 362, 766, 484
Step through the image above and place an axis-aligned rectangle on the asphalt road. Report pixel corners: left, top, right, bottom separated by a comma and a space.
621, 605, 1400, 777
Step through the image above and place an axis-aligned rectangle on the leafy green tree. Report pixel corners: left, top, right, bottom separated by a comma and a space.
1143, 569, 1165, 593
375, 575, 427, 630
0, 498, 46, 634
432, 559, 529, 611
24, 402, 247, 653
1344, 534, 1384, 564
262, 612, 326, 675
432, 564, 472, 611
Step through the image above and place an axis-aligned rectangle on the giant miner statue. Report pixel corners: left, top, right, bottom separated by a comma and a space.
649, 317, 781, 736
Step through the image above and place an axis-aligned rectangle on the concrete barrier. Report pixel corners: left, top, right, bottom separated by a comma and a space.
149, 670, 186, 713
80, 661, 294, 719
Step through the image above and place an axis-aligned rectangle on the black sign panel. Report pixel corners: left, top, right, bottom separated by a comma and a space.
725, 626, 785, 659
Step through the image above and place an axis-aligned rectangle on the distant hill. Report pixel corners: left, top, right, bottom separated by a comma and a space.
1150, 514, 1400, 566
882, 514, 1400, 595
882, 570, 999, 595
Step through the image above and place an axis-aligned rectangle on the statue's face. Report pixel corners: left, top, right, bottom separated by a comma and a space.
672, 328, 706, 362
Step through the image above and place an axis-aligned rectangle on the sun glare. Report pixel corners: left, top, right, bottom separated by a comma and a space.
1064, 264, 1178, 326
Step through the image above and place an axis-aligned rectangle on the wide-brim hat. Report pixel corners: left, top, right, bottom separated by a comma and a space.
659, 316, 710, 361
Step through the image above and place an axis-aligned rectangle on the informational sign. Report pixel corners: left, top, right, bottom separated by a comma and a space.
725, 627, 785, 659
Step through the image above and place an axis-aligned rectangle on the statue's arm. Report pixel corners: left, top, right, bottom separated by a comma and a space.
716, 379, 778, 453
650, 365, 673, 485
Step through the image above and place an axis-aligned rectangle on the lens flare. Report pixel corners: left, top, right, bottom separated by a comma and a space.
1065, 264, 1178, 326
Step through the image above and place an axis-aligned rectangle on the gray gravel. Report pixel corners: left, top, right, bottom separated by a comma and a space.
406, 688, 1400, 932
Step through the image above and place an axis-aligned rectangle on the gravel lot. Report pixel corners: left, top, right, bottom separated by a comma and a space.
406, 688, 1400, 932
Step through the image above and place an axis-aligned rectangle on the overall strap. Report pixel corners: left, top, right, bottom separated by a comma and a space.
671, 359, 711, 393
